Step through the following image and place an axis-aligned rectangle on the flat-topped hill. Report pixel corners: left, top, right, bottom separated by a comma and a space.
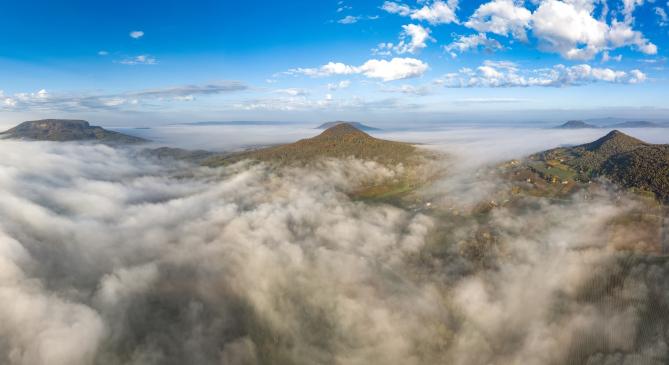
0, 119, 147, 143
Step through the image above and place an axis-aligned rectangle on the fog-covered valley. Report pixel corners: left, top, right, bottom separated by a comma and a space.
0, 124, 668, 364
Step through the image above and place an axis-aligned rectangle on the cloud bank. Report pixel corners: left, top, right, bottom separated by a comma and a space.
436, 60, 647, 87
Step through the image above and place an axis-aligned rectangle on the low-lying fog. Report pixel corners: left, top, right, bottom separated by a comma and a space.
119, 123, 668, 158
1, 124, 668, 365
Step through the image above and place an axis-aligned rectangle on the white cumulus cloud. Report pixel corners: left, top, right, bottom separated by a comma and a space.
358, 58, 429, 81
394, 24, 433, 54
381, 1, 412, 16
410, 0, 459, 24
288, 57, 428, 81
531, 0, 609, 60
382, 0, 459, 24
465, 0, 532, 41
436, 60, 647, 87
465, 0, 658, 60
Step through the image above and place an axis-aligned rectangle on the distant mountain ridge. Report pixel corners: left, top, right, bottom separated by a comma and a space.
556, 120, 598, 129
316, 121, 381, 131
179, 121, 289, 126
556, 119, 664, 129
609, 121, 661, 128
0, 119, 147, 143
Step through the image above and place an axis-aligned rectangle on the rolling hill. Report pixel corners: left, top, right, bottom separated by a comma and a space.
540, 130, 646, 171
202, 123, 435, 205
204, 123, 416, 167
0, 119, 147, 143
535, 130, 669, 201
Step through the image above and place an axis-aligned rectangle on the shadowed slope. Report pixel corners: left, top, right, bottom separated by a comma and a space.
536, 130, 669, 201
541, 130, 647, 171
603, 145, 669, 201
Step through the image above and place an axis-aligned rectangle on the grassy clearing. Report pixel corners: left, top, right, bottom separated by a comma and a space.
529, 161, 577, 180
350, 178, 417, 204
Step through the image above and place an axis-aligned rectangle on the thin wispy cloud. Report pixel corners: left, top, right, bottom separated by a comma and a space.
656, 6, 669, 26
338, 15, 360, 24
129, 30, 144, 39
118, 55, 157, 65
380, 84, 432, 95
444, 33, 503, 58
0, 81, 248, 113
131, 81, 248, 98
272, 88, 309, 96
373, 24, 433, 55
453, 97, 527, 105
327, 80, 351, 90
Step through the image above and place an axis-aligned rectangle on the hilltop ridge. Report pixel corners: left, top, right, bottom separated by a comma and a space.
533, 130, 669, 201
316, 121, 380, 131
581, 130, 646, 152
314, 122, 372, 139
541, 130, 647, 171
204, 122, 417, 167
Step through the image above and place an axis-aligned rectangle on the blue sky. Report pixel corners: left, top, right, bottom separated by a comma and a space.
0, 0, 667, 126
